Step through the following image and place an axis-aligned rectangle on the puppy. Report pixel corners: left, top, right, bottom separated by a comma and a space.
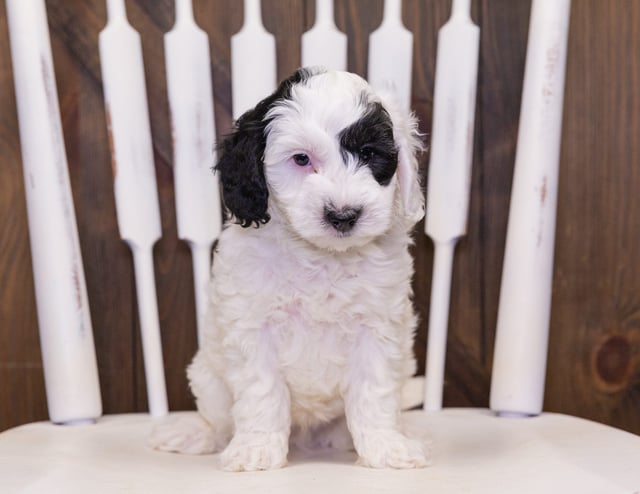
151, 67, 429, 471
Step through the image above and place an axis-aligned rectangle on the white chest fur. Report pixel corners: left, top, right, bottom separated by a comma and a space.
206, 220, 417, 426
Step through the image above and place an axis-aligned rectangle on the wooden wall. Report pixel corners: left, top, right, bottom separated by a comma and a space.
1, 0, 639, 434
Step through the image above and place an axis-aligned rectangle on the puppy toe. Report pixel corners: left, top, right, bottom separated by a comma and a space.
220, 432, 288, 471
356, 430, 431, 469
149, 414, 223, 455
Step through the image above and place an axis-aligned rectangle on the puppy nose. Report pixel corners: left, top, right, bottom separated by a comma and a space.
325, 207, 362, 233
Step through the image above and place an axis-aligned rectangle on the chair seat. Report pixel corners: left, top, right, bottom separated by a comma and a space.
1, 408, 639, 493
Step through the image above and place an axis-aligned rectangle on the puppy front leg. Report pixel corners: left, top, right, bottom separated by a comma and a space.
220, 339, 291, 471
343, 332, 430, 469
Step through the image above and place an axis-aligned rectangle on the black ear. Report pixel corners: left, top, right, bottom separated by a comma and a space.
216, 67, 323, 228
216, 107, 271, 228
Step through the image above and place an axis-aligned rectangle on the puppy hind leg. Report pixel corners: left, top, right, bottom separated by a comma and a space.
149, 352, 233, 455
149, 412, 221, 455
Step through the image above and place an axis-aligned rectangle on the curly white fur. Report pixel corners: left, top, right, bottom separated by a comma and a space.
151, 69, 429, 471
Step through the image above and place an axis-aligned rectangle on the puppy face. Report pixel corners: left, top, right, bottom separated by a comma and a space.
217, 68, 423, 252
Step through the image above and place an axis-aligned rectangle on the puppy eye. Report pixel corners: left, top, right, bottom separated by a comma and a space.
293, 153, 311, 167
358, 146, 376, 162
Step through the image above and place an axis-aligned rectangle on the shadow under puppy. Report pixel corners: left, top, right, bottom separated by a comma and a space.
151, 67, 429, 471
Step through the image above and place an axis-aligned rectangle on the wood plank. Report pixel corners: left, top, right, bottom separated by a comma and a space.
1, 0, 640, 437
263, 0, 305, 80
335, 0, 383, 77
402, 0, 447, 378
476, 0, 531, 382
547, 0, 640, 432
194, 0, 242, 138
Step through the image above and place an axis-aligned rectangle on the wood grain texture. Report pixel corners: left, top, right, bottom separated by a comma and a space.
0, 0, 639, 436
548, 0, 640, 428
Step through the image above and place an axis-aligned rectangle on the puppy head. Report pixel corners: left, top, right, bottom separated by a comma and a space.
217, 67, 424, 251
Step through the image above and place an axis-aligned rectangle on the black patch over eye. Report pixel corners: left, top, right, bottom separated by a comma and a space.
339, 101, 398, 186
293, 153, 310, 166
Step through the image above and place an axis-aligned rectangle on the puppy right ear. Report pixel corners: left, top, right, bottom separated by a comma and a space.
216, 107, 270, 228
216, 68, 323, 227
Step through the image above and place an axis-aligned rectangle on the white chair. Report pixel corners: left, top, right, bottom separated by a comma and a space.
1, 0, 639, 493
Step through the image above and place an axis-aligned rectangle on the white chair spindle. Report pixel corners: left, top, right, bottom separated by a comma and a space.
231, 0, 276, 120
301, 0, 347, 71
5, 0, 102, 425
165, 0, 221, 347
368, 0, 413, 110
490, 0, 571, 417
423, 0, 480, 411
99, 0, 168, 417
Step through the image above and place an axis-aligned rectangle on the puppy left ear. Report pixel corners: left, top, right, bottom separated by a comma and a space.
396, 123, 425, 223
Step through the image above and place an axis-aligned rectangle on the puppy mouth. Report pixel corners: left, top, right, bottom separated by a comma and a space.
281, 202, 379, 252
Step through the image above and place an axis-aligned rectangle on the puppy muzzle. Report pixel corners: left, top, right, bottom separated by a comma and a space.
324, 206, 362, 234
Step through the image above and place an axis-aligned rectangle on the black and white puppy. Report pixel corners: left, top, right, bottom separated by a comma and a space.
152, 67, 429, 470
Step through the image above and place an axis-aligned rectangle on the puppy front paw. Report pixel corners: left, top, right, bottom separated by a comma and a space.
355, 429, 431, 469
220, 431, 288, 471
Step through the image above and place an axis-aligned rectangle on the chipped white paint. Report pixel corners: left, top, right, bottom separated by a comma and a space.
99, 0, 167, 416
165, 0, 221, 347
424, 0, 479, 411
6, 0, 102, 424
301, 0, 347, 71
368, 0, 413, 110
231, 0, 276, 120
490, 0, 571, 417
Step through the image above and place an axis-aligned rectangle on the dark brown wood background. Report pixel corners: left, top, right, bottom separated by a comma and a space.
1, 0, 639, 434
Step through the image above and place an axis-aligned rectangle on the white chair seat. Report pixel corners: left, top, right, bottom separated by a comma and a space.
2, 409, 639, 493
